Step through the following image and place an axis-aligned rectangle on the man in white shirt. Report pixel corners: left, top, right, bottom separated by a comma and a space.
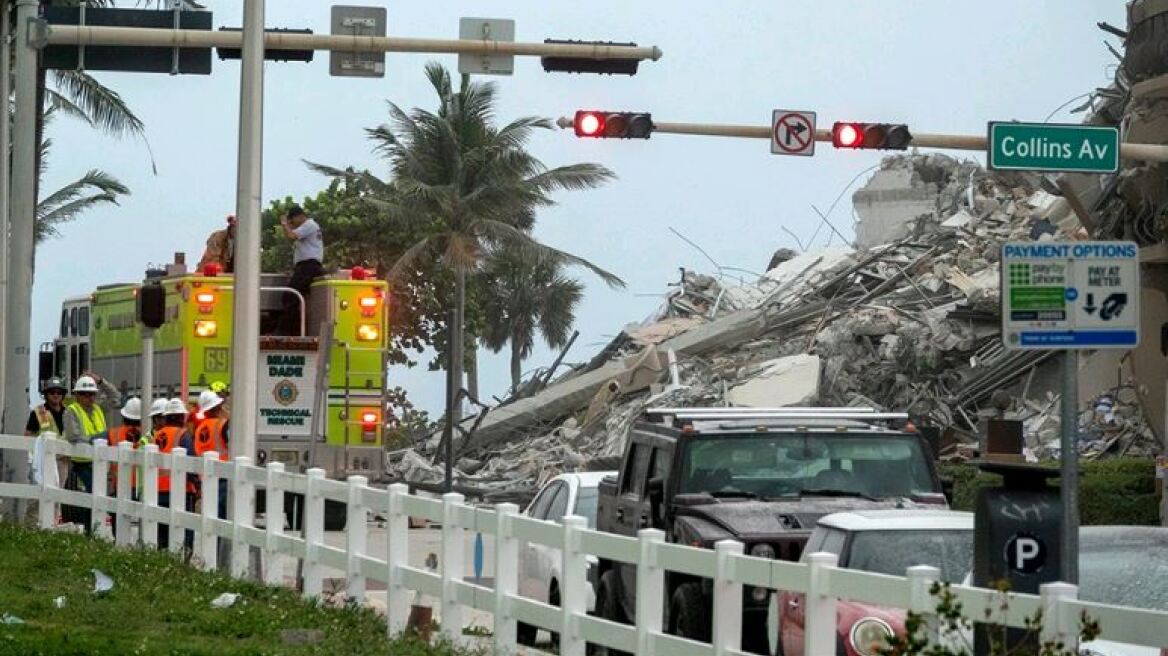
277, 204, 325, 335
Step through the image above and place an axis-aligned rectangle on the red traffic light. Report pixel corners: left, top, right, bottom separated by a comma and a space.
573, 110, 653, 139
832, 121, 912, 150
833, 122, 864, 148
575, 111, 605, 137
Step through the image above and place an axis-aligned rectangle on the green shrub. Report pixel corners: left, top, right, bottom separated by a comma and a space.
938, 457, 1159, 525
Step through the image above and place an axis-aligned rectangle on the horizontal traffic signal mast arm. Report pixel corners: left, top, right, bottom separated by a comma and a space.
557, 116, 1168, 163
44, 24, 663, 61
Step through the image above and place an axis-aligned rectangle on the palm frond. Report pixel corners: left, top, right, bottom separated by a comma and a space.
49, 70, 145, 138
473, 219, 625, 289
35, 169, 128, 242
44, 89, 95, 128
386, 236, 434, 282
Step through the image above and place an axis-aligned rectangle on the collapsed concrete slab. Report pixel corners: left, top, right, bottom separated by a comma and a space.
726, 354, 821, 407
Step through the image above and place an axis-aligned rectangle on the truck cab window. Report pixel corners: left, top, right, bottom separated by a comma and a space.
620, 444, 647, 495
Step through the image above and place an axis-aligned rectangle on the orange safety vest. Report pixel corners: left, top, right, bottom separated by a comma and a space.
107, 425, 141, 491
194, 418, 229, 462
153, 426, 182, 494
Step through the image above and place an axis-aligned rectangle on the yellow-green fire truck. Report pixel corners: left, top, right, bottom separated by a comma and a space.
40, 261, 389, 490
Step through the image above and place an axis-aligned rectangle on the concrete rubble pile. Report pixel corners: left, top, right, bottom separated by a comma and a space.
385, 150, 1162, 502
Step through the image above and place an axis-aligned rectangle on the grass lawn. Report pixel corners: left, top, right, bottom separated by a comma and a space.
0, 523, 477, 656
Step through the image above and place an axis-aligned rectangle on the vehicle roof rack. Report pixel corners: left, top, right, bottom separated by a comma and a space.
643, 406, 909, 426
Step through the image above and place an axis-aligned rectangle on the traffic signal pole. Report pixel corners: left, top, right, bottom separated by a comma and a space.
1, 0, 39, 522
43, 25, 663, 63
557, 117, 1168, 163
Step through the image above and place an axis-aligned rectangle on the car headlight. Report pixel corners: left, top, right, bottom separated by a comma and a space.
849, 617, 893, 656
750, 543, 776, 559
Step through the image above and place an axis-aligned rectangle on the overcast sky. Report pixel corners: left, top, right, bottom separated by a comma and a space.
31, 0, 1125, 415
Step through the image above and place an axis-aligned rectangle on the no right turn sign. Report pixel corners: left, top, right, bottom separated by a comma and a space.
771, 110, 816, 156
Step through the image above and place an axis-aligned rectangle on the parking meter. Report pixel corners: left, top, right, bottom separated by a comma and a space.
973, 460, 1063, 651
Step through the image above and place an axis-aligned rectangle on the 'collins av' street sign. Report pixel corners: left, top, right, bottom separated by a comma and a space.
988, 122, 1119, 174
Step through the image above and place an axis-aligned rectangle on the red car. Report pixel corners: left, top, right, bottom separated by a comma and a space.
774, 509, 973, 656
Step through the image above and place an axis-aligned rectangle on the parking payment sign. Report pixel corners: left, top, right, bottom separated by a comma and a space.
1001, 241, 1140, 350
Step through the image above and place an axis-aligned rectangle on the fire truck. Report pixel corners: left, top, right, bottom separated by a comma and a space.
39, 255, 389, 528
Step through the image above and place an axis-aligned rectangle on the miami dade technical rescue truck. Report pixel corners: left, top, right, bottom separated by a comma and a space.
40, 254, 389, 526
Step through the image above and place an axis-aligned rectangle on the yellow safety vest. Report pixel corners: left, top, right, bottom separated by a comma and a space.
33, 405, 61, 437
66, 402, 107, 463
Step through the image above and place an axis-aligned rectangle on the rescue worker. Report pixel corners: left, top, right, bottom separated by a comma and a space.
277, 204, 324, 336
197, 214, 236, 273
61, 372, 120, 532
193, 390, 229, 520
107, 397, 142, 495
144, 399, 167, 444
23, 377, 69, 525
154, 399, 196, 551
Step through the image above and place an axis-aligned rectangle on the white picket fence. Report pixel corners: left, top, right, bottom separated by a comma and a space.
2, 432, 1168, 656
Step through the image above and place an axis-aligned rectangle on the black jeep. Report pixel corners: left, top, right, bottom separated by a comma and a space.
590, 408, 947, 654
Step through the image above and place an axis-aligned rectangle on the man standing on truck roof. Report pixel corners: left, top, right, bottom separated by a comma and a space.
61, 372, 120, 533
197, 214, 236, 274
276, 204, 324, 336
23, 376, 70, 525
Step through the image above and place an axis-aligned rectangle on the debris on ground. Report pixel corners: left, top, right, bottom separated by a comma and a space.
92, 569, 114, 594
210, 592, 241, 609
1, 614, 25, 625
53, 596, 66, 609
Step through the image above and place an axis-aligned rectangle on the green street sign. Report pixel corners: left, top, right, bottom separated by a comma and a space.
987, 122, 1119, 174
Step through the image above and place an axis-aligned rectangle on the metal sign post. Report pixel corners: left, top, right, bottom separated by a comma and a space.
141, 328, 154, 425
1001, 240, 1141, 583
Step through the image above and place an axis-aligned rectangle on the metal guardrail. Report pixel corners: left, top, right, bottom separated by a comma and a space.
2, 433, 1167, 654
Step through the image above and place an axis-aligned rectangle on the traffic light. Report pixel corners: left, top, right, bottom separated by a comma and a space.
573, 111, 653, 139
831, 122, 913, 150
138, 281, 166, 329
542, 39, 640, 75
217, 27, 314, 62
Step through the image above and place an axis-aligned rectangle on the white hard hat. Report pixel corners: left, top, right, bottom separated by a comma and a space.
197, 389, 224, 413
148, 399, 168, 417
163, 398, 188, 417
120, 397, 142, 421
73, 376, 99, 393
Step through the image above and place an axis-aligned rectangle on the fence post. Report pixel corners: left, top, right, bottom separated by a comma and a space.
169, 448, 188, 553
713, 540, 744, 655
636, 528, 666, 655
560, 515, 588, 656
804, 552, 839, 656
91, 439, 109, 538
492, 503, 519, 654
1040, 582, 1078, 650
199, 451, 220, 572
303, 468, 326, 598
906, 565, 941, 644
142, 444, 160, 548
38, 438, 58, 529
345, 475, 369, 601
440, 492, 467, 646
115, 441, 132, 546
231, 456, 255, 578
385, 483, 409, 637
263, 462, 285, 586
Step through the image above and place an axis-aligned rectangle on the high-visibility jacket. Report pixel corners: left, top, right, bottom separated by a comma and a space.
153, 426, 181, 494
194, 418, 229, 462
32, 404, 62, 436
66, 403, 107, 463
107, 425, 141, 491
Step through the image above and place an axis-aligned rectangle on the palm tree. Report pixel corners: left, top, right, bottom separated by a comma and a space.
314, 62, 625, 425
480, 246, 583, 392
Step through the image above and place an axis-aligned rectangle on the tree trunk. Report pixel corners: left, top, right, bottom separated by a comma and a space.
510, 339, 522, 394
452, 267, 465, 425
466, 343, 479, 404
